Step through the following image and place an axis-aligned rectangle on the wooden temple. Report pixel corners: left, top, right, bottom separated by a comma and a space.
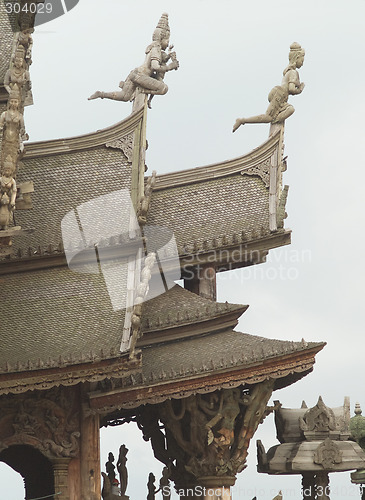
0, 6, 325, 500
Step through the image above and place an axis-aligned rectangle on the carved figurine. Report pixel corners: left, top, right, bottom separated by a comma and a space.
282, 42, 305, 96
0, 156, 17, 230
159, 467, 171, 500
106, 452, 116, 483
0, 86, 29, 163
117, 444, 129, 496
233, 42, 305, 132
12, 26, 34, 65
147, 472, 158, 500
88, 13, 179, 105
4, 47, 33, 107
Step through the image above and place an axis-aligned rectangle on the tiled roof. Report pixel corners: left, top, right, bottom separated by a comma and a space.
140, 330, 324, 385
0, 266, 127, 373
0, 6, 15, 83
147, 174, 271, 255
93, 329, 325, 412
9, 147, 132, 258
141, 284, 247, 337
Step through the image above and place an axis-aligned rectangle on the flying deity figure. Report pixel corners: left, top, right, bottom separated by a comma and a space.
0, 156, 17, 230
88, 13, 179, 105
233, 42, 305, 132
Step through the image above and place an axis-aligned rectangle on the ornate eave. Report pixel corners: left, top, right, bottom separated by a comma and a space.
154, 129, 282, 191
88, 337, 325, 415
147, 127, 290, 273
23, 106, 143, 159
0, 351, 142, 396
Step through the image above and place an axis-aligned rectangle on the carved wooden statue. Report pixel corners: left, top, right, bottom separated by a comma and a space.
106, 452, 116, 483
0, 85, 29, 165
88, 13, 179, 104
0, 156, 17, 230
233, 42, 305, 132
159, 467, 171, 500
147, 472, 158, 500
117, 444, 129, 496
4, 46, 33, 108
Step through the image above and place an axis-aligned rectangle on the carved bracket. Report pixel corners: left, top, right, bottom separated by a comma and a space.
105, 133, 134, 163
138, 381, 274, 488
241, 158, 270, 188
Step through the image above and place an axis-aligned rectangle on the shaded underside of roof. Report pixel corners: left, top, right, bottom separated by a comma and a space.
0, 265, 127, 373
147, 174, 271, 256
10, 147, 132, 257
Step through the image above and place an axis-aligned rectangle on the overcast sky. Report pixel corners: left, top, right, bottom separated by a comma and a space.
1, 0, 365, 498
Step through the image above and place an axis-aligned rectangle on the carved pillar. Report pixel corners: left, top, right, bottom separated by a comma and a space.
52, 458, 71, 500
315, 472, 330, 500
80, 411, 101, 500
138, 380, 274, 498
302, 473, 315, 500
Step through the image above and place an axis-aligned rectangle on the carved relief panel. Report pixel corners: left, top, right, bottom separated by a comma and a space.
0, 386, 80, 460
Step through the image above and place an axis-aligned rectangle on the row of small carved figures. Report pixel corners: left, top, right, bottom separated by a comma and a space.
102, 446, 283, 500
0, 23, 34, 231
102, 446, 171, 500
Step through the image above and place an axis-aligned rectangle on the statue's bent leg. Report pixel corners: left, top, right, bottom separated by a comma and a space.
273, 105, 294, 123
131, 72, 168, 96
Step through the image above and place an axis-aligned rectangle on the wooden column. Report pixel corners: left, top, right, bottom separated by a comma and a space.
53, 459, 71, 500
184, 265, 216, 301
80, 411, 101, 500
315, 472, 330, 500
302, 473, 315, 500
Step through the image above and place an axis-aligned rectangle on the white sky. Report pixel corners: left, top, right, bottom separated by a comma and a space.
1, 0, 365, 498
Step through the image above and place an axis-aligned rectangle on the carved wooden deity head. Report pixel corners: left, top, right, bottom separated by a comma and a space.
153, 12, 170, 48
2, 156, 16, 178
288, 42, 305, 68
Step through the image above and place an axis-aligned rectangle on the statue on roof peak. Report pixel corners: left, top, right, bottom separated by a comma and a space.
233, 42, 305, 132
88, 13, 179, 108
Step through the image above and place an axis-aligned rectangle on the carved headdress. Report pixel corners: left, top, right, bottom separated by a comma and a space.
288, 42, 305, 64
2, 155, 16, 177
153, 12, 170, 42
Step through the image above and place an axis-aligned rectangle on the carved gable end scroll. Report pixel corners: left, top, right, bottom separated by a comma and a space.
105, 132, 134, 163
241, 158, 270, 188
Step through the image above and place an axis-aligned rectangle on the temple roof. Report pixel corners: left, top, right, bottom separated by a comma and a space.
0, 265, 127, 370
3, 110, 143, 262
0, 5, 15, 85
147, 130, 290, 269
0, 273, 251, 394
140, 284, 248, 344
91, 329, 325, 413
